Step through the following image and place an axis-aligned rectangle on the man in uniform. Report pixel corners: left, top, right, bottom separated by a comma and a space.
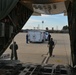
26, 33, 28, 43
48, 33, 51, 43
10, 41, 18, 60
48, 38, 55, 57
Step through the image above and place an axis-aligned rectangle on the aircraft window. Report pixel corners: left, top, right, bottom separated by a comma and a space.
45, 33, 48, 35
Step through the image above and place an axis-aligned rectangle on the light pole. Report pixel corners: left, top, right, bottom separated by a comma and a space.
37, 24, 40, 30
42, 21, 44, 30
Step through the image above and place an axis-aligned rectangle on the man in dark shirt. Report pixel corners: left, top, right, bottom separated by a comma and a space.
10, 41, 18, 60
48, 38, 55, 57
48, 33, 51, 43
26, 33, 28, 43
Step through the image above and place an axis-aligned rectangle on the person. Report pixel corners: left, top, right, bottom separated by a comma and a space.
48, 33, 51, 43
48, 38, 55, 57
26, 33, 28, 43
9, 41, 18, 60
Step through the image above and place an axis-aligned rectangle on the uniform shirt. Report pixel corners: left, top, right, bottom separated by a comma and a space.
10, 44, 18, 50
48, 40, 54, 48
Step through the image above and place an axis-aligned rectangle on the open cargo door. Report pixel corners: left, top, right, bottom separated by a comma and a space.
0, 0, 33, 56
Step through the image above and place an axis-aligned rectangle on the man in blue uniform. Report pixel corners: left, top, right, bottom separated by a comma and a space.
48, 38, 55, 57
26, 33, 28, 43
48, 33, 51, 43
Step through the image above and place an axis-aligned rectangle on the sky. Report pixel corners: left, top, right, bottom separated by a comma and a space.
22, 13, 68, 30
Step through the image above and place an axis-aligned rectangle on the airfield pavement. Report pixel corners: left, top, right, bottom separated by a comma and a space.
4, 33, 71, 66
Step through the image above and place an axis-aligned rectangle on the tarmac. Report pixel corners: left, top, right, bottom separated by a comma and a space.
4, 33, 71, 66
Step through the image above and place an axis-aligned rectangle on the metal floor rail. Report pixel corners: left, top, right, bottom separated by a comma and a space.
0, 60, 71, 75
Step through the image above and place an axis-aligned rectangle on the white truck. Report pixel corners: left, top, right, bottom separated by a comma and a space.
28, 30, 46, 43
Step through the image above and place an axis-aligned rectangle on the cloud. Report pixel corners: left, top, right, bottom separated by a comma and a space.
41, 13, 65, 19
41, 14, 49, 17
27, 18, 41, 23
23, 18, 42, 29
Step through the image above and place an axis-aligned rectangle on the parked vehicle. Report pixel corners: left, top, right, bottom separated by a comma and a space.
28, 30, 46, 43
